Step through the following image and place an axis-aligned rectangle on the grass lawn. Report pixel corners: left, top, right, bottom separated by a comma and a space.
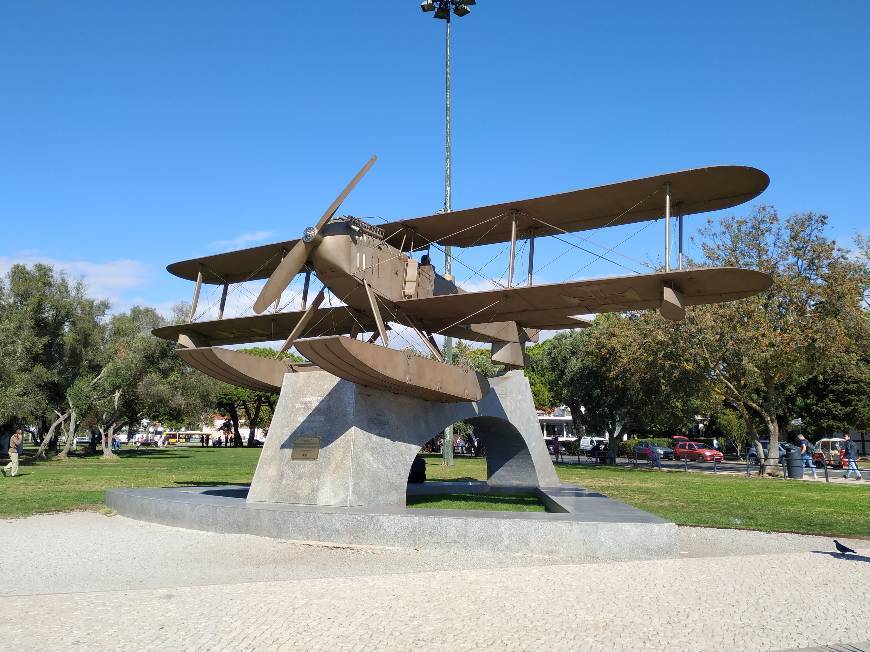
407, 493, 545, 512
420, 454, 870, 538
3, 448, 869, 538
1, 446, 262, 518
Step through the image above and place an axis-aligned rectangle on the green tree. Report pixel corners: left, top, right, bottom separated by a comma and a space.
525, 343, 555, 410
708, 406, 750, 457
684, 208, 868, 473
213, 347, 300, 446
797, 357, 870, 436
84, 307, 216, 457
0, 264, 107, 454
538, 310, 711, 463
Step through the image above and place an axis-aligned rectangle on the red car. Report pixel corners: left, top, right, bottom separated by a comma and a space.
674, 441, 723, 462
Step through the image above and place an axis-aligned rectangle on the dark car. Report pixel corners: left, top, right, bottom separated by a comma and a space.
633, 441, 674, 460
747, 441, 787, 464
587, 441, 609, 462
723, 440, 740, 459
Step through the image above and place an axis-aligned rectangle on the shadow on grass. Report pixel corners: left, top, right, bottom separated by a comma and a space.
555, 462, 627, 472
173, 480, 245, 487
811, 551, 870, 563
427, 476, 481, 482
115, 449, 191, 459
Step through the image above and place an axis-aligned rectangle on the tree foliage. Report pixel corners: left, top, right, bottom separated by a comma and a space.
0, 264, 107, 439
0, 265, 217, 457
680, 208, 868, 470
531, 207, 868, 468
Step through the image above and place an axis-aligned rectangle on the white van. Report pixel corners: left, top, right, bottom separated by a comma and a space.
579, 436, 607, 452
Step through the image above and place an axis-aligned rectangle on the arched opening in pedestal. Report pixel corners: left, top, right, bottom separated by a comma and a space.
405, 415, 549, 510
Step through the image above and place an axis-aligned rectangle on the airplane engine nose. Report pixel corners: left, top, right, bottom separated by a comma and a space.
311, 233, 353, 276
302, 226, 322, 245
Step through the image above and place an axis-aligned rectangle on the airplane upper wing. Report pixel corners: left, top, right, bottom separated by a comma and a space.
152, 306, 380, 347
379, 166, 768, 249
167, 238, 301, 285
396, 267, 772, 330
164, 166, 768, 283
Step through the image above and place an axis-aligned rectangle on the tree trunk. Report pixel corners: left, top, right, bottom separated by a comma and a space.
124, 418, 136, 444
760, 412, 781, 476
57, 409, 78, 460
606, 420, 624, 465
34, 411, 69, 460
246, 398, 262, 447
102, 423, 117, 459
101, 390, 121, 458
227, 404, 243, 447
50, 430, 60, 452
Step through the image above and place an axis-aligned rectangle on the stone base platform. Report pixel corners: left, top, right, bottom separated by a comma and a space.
106, 482, 677, 561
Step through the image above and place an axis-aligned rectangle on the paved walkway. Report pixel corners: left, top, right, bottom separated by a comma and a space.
1, 513, 868, 651
554, 456, 869, 484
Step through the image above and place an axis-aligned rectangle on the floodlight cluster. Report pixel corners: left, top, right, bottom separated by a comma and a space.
420, 0, 475, 19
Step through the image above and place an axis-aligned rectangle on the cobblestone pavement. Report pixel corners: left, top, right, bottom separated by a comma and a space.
2, 514, 868, 651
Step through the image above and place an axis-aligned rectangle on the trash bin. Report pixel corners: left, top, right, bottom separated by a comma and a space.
785, 445, 804, 479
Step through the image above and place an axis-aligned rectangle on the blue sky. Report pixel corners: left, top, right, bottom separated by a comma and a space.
1, 0, 867, 318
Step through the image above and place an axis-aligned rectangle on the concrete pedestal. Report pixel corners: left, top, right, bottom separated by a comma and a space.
247, 369, 559, 508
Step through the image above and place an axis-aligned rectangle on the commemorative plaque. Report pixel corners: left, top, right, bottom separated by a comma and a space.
291, 436, 321, 461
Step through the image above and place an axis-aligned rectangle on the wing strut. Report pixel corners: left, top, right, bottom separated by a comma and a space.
189, 265, 203, 323
364, 281, 389, 346
527, 230, 535, 286
398, 310, 444, 363
217, 282, 229, 320
278, 289, 325, 354
507, 211, 518, 287
664, 182, 672, 272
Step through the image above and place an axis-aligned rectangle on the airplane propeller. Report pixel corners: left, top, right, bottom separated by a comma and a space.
253, 155, 377, 314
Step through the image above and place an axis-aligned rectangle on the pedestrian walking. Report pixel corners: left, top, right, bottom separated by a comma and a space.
797, 434, 817, 479
842, 433, 863, 480
2, 428, 24, 477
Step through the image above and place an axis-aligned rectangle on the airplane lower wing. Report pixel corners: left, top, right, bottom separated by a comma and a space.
395, 267, 772, 330
152, 306, 381, 347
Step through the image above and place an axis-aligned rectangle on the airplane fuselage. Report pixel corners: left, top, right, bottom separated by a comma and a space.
311, 219, 536, 364
312, 220, 458, 312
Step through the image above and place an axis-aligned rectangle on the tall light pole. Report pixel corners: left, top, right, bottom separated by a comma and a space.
421, 0, 475, 466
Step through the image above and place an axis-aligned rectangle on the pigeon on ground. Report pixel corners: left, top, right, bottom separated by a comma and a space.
834, 540, 856, 555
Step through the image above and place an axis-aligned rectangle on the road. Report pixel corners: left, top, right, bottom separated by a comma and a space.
552, 455, 868, 482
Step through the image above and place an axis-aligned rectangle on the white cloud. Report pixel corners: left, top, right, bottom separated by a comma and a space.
209, 231, 275, 250
0, 252, 151, 307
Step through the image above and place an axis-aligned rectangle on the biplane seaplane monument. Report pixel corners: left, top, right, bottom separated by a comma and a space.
109, 157, 771, 559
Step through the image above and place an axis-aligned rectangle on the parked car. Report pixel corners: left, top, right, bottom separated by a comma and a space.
586, 441, 609, 462
633, 441, 674, 460
545, 439, 567, 455
812, 438, 846, 468
579, 436, 607, 452
723, 440, 740, 459
674, 441, 724, 462
746, 441, 787, 464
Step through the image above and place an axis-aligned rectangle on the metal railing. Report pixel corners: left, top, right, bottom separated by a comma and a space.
552, 449, 867, 482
